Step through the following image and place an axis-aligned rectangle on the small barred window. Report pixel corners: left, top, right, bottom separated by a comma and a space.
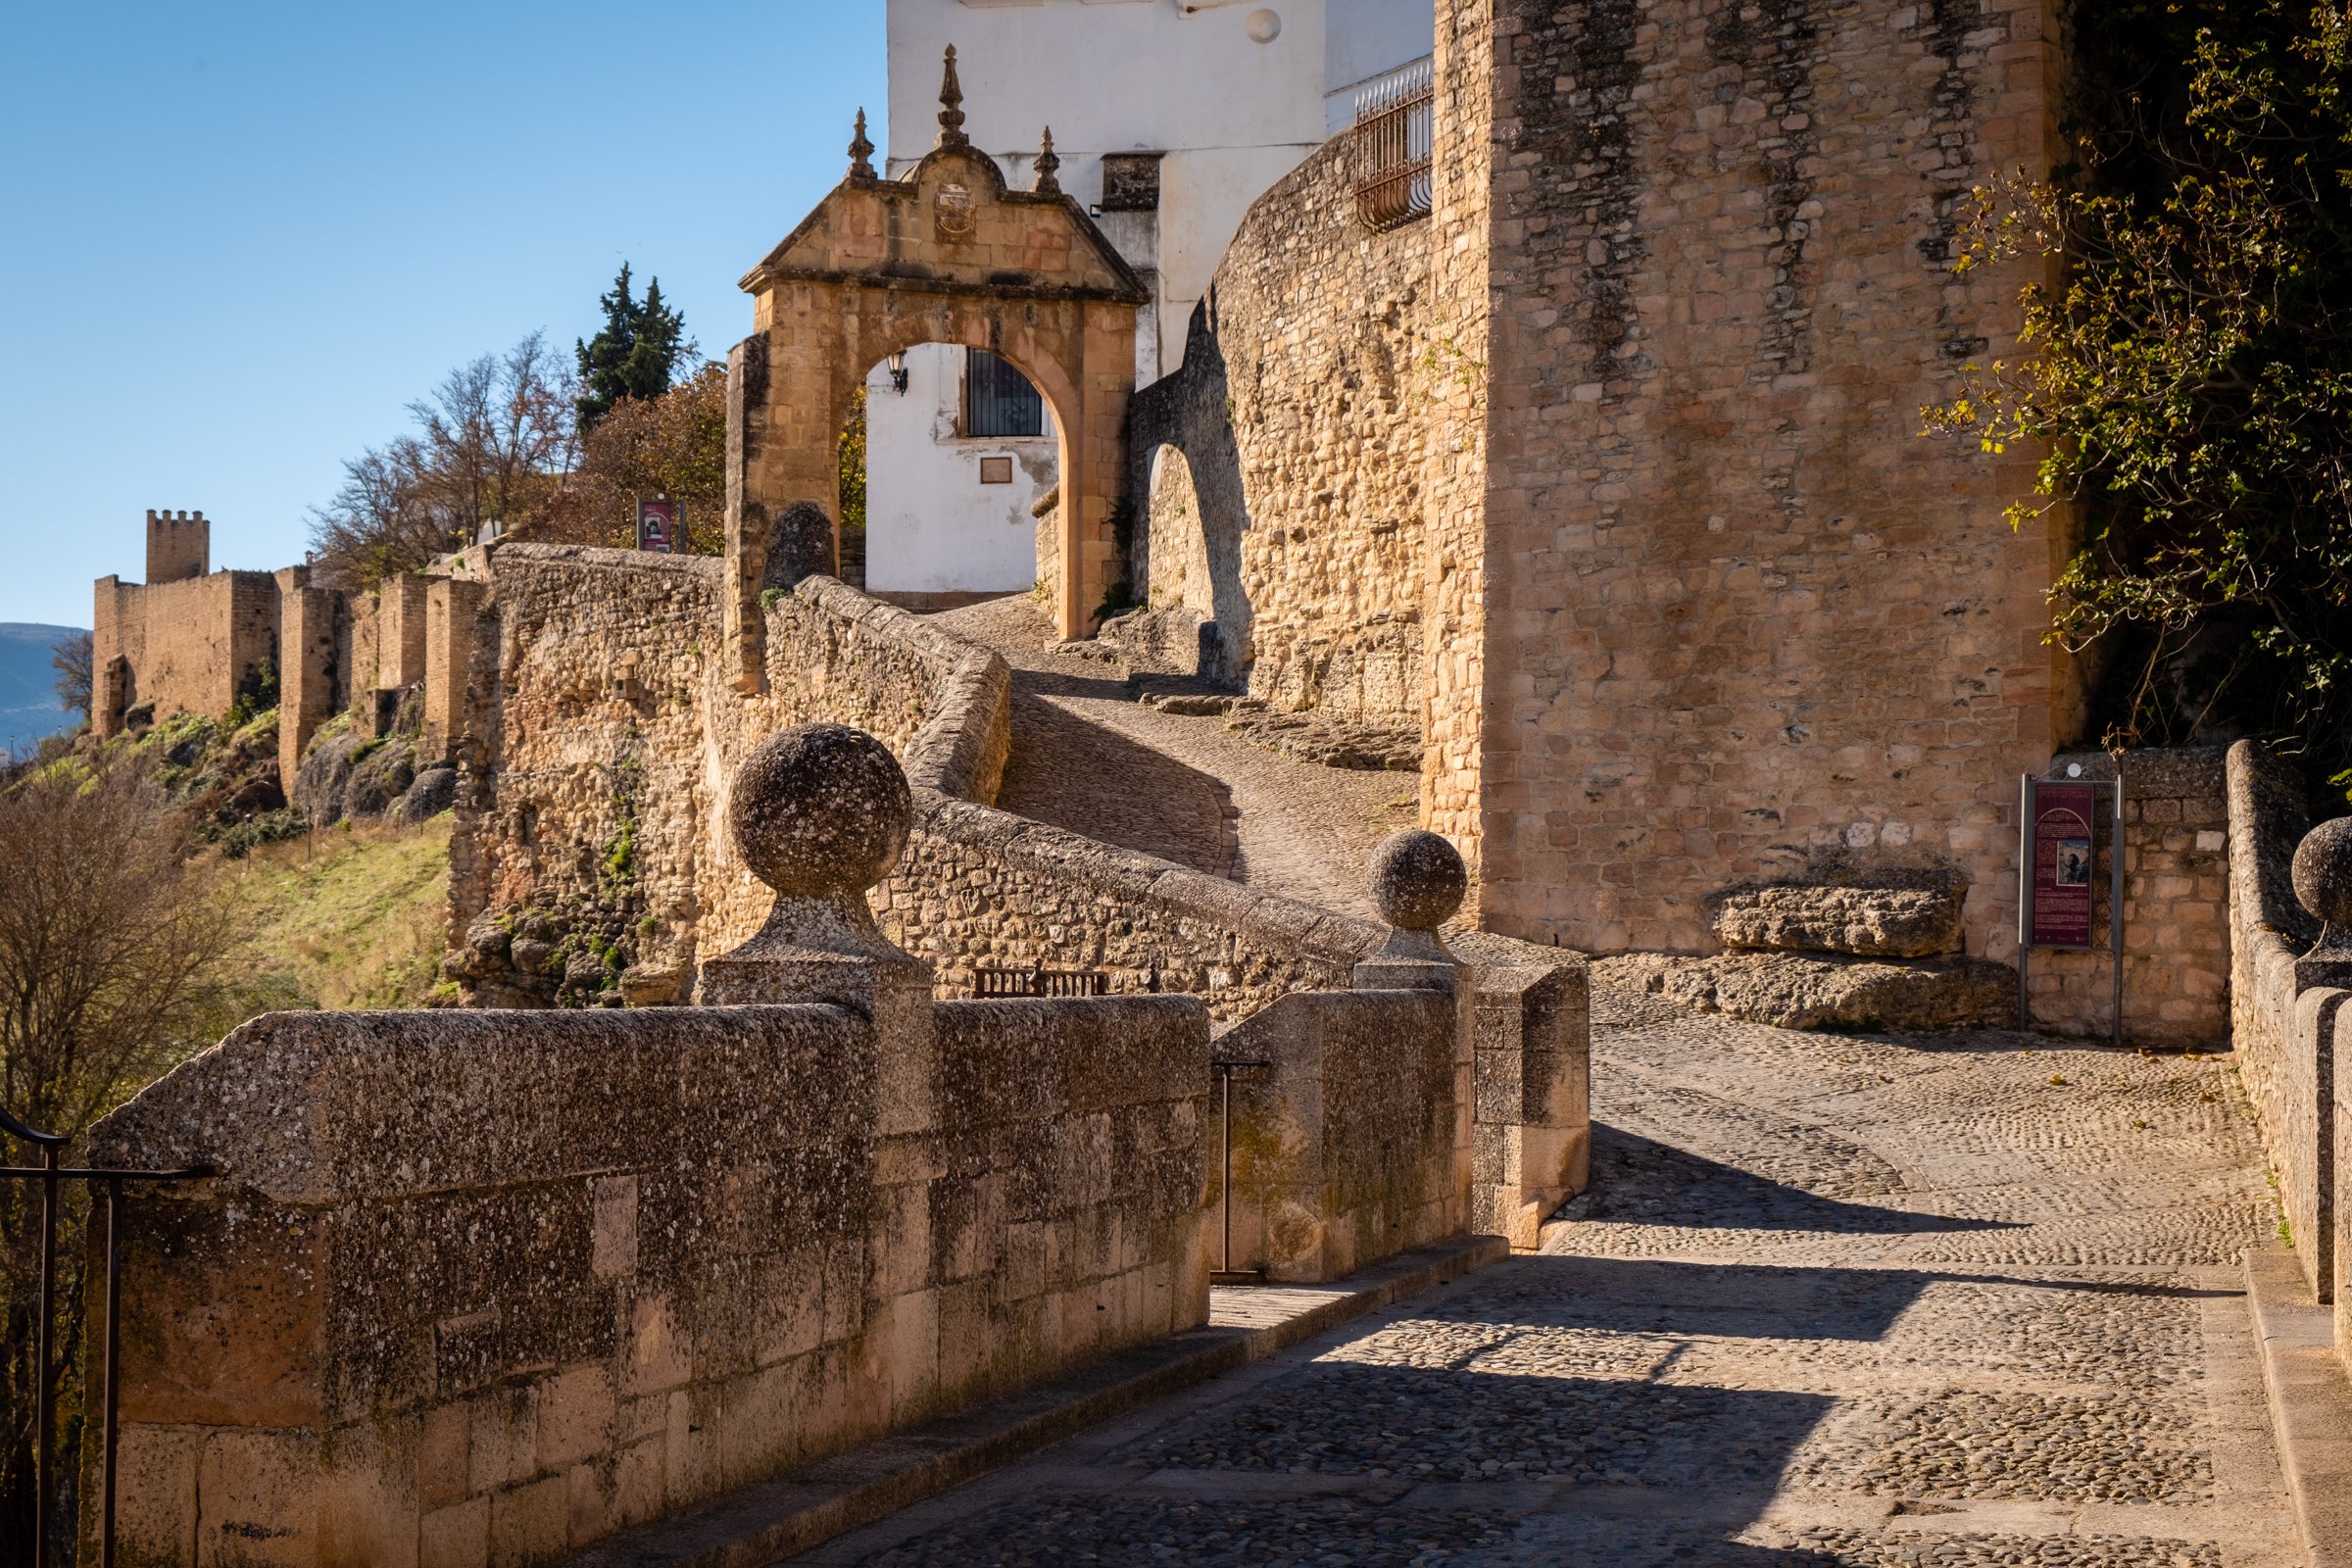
1353, 56, 1434, 232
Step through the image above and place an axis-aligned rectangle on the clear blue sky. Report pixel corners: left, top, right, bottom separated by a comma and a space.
0, 3, 887, 628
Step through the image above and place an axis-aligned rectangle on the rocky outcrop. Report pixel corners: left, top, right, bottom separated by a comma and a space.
1714, 885, 1965, 958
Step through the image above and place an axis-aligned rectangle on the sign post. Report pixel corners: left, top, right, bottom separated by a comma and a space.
636, 497, 682, 554
2017, 769, 2127, 1046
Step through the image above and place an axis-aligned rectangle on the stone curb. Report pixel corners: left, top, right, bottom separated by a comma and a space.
2245, 1244, 2352, 1567
560, 1234, 1509, 1568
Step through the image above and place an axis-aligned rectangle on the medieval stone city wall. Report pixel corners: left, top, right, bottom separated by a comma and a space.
1420, 0, 1496, 867
1446, 0, 2074, 957
442, 546, 1590, 1047
1211, 134, 1434, 723
444, 542, 1366, 1011
444, 548, 959, 990
92, 568, 278, 736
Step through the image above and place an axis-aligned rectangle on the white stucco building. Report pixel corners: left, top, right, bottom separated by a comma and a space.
861, 0, 1433, 606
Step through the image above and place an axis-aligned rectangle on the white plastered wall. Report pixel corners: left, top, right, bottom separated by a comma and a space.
872, 0, 1432, 595
863, 349, 1058, 597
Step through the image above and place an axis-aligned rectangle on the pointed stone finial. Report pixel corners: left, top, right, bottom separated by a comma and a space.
1034, 125, 1061, 195
848, 107, 875, 179
937, 45, 969, 149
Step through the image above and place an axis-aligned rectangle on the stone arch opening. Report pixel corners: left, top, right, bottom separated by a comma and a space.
1146, 443, 1212, 623
722, 52, 1148, 692
855, 342, 1062, 609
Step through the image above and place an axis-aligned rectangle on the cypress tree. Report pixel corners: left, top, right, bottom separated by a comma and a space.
575, 265, 688, 431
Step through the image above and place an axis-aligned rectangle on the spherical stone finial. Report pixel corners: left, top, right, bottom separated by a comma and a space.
2293, 816, 2352, 935
729, 723, 911, 898
1370, 829, 1466, 932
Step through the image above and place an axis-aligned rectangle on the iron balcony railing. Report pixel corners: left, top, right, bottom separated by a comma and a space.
1352, 55, 1434, 231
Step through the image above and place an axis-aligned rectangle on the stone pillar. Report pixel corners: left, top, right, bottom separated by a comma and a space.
694, 725, 944, 1423
378, 571, 429, 690
696, 724, 937, 1137
2294, 819, 2352, 992
2282, 818, 2352, 1314
274, 566, 340, 794
1351, 829, 1477, 1236
1055, 309, 1138, 641
422, 577, 483, 762
1471, 963, 1591, 1249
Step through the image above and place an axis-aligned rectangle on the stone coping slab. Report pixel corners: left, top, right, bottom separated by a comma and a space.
2246, 1244, 2352, 1567
557, 1234, 1508, 1568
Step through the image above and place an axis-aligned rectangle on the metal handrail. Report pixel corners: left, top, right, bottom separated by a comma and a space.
972, 963, 1109, 999
2, 1111, 209, 1568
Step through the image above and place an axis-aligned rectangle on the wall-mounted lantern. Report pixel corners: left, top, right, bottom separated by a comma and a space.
887, 350, 909, 395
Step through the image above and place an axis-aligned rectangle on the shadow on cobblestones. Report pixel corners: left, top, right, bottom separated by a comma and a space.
1414, 1256, 1928, 1339
996, 690, 1235, 874
1563, 1125, 2022, 1236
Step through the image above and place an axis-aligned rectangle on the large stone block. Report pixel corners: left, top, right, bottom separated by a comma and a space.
1655, 952, 2017, 1033
1714, 885, 1967, 958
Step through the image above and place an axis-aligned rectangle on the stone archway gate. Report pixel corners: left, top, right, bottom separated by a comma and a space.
724, 51, 1149, 691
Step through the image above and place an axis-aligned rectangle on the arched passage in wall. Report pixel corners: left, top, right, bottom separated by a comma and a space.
1125, 298, 1256, 688
722, 58, 1148, 692
855, 343, 1060, 606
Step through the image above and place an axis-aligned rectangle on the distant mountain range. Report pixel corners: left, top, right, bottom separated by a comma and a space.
0, 623, 85, 760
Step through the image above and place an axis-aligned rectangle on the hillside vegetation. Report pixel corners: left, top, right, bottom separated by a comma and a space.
218, 815, 453, 1012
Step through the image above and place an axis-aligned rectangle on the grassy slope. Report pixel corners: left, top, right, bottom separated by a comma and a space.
220, 815, 453, 1010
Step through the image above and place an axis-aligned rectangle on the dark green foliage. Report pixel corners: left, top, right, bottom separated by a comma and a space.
575, 264, 688, 432
1095, 497, 1140, 623
1936, 2, 2352, 800
226, 658, 278, 729
208, 807, 310, 859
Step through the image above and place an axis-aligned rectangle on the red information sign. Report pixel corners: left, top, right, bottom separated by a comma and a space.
637, 499, 680, 553
2029, 781, 2096, 949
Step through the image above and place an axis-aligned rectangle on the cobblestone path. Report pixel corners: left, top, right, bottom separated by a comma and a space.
795, 980, 2298, 1566
932, 597, 1411, 915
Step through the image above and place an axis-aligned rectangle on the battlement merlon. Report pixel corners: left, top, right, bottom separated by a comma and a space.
144, 508, 210, 584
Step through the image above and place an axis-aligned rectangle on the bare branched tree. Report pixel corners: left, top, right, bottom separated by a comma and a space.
0, 761, 250, 1550
309, 333, 579, 588
48, 631, 91, 723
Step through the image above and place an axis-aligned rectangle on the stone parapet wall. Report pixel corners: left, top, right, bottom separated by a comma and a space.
2228, 740, 2335, 1298
2027, 750, 2231, 1048
1214, 988, 1462, 1281
445, 548, 1589, 1224
882, 795, 1374, 1022
84, 994, 1209, 1566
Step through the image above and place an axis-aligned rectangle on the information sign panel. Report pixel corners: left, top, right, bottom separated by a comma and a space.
637, 499, 681, 553
2029, 781, 2096, 950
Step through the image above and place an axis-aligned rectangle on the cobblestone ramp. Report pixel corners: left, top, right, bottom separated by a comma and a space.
792, 984, 2299, 1566
931, 596, 1412, 916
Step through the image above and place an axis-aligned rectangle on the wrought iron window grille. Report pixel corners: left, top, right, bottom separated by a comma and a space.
964, 348, 1045, 439
1352, 56, 1435, 232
